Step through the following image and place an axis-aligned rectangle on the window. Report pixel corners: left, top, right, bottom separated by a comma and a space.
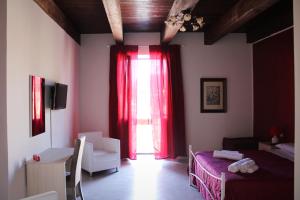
136, 54, 154, 153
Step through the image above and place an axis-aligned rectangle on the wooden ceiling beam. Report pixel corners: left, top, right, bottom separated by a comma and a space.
161, 0, 199, 44
34, 0, 80, 44
102, 0, 123, 43
204, 0, 280, 45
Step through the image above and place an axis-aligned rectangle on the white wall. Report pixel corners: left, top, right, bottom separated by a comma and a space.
79, 34, 114, 135
0, 0, 8, 199
80, 32, 253, 150
124, 32, 161, 45
6, 0, 80, 199
172, 33, 253, 151
294, 0, 300, 198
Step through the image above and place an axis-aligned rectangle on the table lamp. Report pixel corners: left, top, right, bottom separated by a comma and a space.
269, 126, 280, 144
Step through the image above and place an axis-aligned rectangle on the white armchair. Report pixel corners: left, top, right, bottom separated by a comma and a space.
79, 131, 120, 176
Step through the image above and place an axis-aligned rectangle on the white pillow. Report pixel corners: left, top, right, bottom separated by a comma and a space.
275, 143, 294, 154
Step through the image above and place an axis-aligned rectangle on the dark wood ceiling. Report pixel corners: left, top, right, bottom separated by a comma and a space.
53, 0, 174, 33
192, 0, 239, 32
53, 0, 111, 33
51, 0, 292, 43
54, 0, 241, 34
121, 0, 174, 32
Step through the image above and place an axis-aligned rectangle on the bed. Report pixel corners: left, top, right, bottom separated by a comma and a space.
188, 145, 294, 200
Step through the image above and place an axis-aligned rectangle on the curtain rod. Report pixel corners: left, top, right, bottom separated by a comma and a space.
252, 26, 293, 44
106, 45, 184, 48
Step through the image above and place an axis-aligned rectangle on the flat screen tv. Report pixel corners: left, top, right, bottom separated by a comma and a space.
52, 83, 68, 110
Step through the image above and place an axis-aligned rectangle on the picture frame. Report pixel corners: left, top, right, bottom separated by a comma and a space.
200, 78, 227, 113
29, 75, 46, 137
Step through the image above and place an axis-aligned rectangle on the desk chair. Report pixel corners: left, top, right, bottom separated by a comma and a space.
66, 136, 85, 200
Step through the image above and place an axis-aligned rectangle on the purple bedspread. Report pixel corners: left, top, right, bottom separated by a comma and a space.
193, 150, 294, 200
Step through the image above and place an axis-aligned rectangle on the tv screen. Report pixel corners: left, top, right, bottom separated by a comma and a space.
52, 83, 68, 110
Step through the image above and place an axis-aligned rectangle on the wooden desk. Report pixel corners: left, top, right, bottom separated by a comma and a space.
26, 148, 74, 200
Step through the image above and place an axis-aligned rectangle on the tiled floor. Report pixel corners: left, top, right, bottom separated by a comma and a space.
81, 155, 203, 200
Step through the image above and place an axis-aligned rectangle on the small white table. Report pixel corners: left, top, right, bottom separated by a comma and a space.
26, 148, 74, 200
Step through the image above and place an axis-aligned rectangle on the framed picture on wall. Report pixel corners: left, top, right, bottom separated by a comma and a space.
30, 75, 46, 137
200, 78, 227, 113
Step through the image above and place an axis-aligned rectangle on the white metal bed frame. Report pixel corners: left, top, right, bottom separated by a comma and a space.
189, 145, 225, 200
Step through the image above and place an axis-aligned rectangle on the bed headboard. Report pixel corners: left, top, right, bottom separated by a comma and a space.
222, 137, 259, 150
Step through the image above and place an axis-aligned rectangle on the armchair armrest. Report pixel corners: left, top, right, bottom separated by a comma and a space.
81, 141, 94, 171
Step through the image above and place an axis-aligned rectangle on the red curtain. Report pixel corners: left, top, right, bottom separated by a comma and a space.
109, 45, 138, 159
32, 76, 45, 136
149, 50, 171, 159
149, 45, 186, 159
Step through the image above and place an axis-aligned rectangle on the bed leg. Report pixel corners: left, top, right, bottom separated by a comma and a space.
189, 145, 192, 186
221, 172, 225, 200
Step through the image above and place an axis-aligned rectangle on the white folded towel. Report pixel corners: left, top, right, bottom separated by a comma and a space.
247, 164, 259, 173
221, 150, 239, 154
228, 158, 251, 173
239, 159, 256, 173
213, 150, 244, 160
228, 158, 259, 174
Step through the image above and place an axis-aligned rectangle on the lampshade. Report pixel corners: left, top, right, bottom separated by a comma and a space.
269, 126, 280, 137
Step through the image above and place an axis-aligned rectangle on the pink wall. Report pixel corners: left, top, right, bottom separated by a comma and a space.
79, 32, 253, 151
79, 34, 115, 136
6, 0, 80, 199
172, 33, 253, 151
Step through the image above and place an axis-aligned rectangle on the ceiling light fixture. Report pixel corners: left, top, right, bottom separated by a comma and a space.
165, 9, 205, 32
